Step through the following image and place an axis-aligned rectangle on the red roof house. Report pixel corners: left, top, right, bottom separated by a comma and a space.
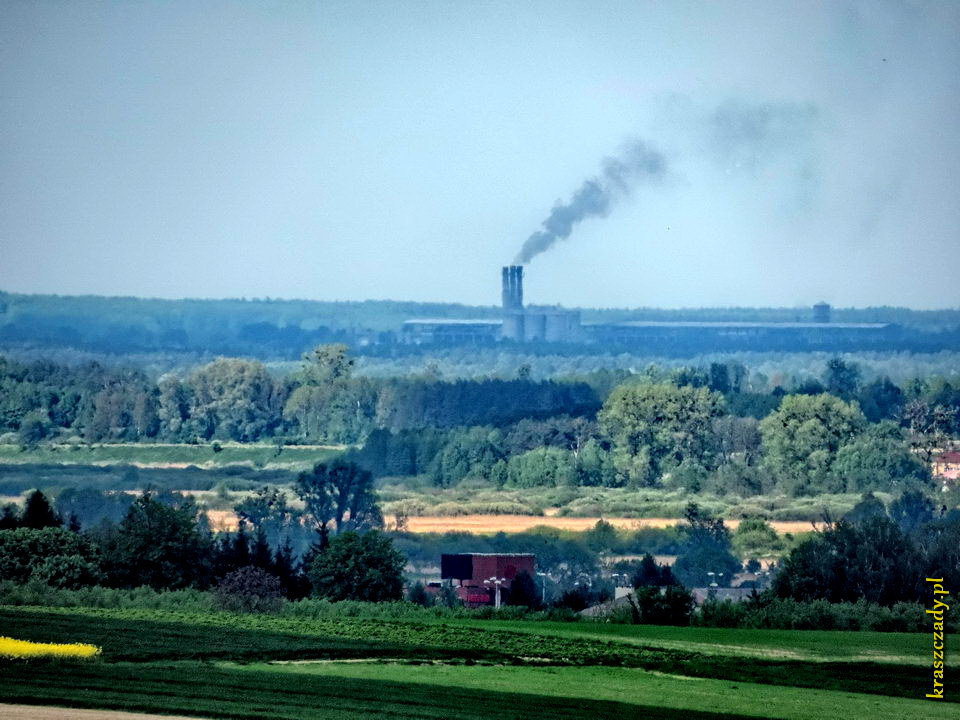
933, 451, 960, 481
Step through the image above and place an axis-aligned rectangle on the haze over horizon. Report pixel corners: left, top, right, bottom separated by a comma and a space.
2, 1, 958, 310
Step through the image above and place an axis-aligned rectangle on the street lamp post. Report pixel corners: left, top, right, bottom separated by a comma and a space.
536, 572, 548, 605
484, 576, 506, 609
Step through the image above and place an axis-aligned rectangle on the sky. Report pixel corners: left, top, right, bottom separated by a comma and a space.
1, 0, 958, 310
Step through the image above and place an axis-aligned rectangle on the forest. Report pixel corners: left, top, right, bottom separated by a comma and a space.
2, 348, 957, 502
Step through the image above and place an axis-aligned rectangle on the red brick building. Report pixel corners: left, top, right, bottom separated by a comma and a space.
933, 451, 960, 481
437, 553, 536, 607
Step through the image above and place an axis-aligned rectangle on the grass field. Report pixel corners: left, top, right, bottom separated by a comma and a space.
380, 483, 875, 521
0, 661, 756, 720
236, 661, 941, 720
0, 605, 951, 719
0, 442, 343, 471
462, 619, 954, 665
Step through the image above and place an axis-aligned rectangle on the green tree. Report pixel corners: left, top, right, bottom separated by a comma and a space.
888, 489, 935, 535
631, 553, 673, 588
857, 377, 904, 423
283, 345, 375, 444
300, 344, 354, 386
188, 358, 280, 441
308, 530, 404, 602
628, 585, 693, 625
831, 422, 930, 493
157, 377, 191, 439
407, 581, 431, 606
0, 527, 100, 586
576, 438, 617, 486
843, 492, 888, 525
234, 486, 300, 549
732, 517, 784, 558
131, 389, 160, 438
599, 382, 725, 486
295, 460, 383, 537
507, 570, 540, 609
101, 493, 208, 589
708, 363, 731, 394
773, 517, 921, 605
427, 426, 504, 487
823, 357, 861, 400
18, 410, 51, 446
505, 446, 577, 488
712, 416, 761, 464
20, 490, 61, 530
759, 393, 867, 495
0, 505, 18, 530
30, 554, 103, 589
583, 519, 619, 553
672, 503, 741, 588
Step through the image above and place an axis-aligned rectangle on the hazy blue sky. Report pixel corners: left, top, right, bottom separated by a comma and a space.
2, 1, 958, 309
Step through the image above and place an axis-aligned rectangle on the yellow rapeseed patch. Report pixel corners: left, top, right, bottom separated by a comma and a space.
0, 636, 101, 660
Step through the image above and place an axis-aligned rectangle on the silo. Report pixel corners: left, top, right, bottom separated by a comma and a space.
545, 311, 575, 343
524, 312, 546, 342
502, 311, 525, 342
813, 302, 831, 323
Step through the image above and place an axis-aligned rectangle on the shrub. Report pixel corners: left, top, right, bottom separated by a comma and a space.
0, 528, 100, 586
629, 585, 694, 626
30, 555, 102, 590
407, 581, 431, 607
692, 595, 956, 632
0, 582, 215, 611
696, 598, 749, 628
214, 566, 285, 613
308, 530, 405, 602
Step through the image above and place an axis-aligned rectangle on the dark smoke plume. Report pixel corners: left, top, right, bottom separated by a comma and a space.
515, 141, 666, 264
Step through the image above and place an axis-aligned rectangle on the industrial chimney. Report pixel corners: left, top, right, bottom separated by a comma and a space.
501, 265, 525, 341
502, 265, 523, 311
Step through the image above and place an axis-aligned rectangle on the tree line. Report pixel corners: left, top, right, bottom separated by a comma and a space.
1, 348, 599, 445
353, 358, 949, 497
5, 351, 958, 498
0, 462, 403, 605
4, 482, 957, 631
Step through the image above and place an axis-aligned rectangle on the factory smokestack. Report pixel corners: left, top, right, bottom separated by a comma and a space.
514, 141, 666, 264
502, 265, 523, 310
501, 265, 525, 342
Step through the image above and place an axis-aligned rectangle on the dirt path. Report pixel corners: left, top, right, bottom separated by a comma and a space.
0, 704, 204, 720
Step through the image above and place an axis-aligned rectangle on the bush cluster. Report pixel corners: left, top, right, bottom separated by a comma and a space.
695, 596, 957, 632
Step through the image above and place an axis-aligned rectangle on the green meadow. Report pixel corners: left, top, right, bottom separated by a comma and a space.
0, 606, 951, 719
0, 442, 343, 471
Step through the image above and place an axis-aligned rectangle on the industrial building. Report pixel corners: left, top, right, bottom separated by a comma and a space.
400, 266, 896, 351
430, 553, 536, 607
401, 265, 582, 345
